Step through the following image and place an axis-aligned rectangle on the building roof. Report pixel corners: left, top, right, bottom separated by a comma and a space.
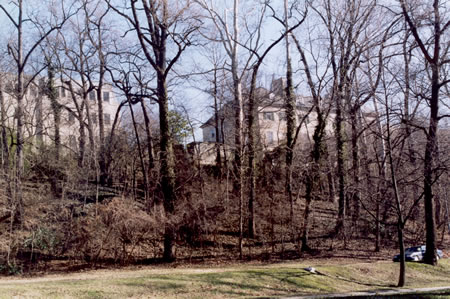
200, 79, 313, 129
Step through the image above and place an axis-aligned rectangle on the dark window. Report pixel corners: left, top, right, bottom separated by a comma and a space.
30, 86, 37, 96
91, 113, 97, 124
279, 112, 287, 121
266, 131, 274, 144
263, 112, 274, 121
61, 86, 66, 97
89, 91, 96, 101
103, 91, 110, 102
103, 113, 111, 125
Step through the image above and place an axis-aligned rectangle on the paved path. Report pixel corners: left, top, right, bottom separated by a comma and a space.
284, 286, 450, 298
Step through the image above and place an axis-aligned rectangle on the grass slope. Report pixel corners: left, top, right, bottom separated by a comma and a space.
0, 259, 449, 298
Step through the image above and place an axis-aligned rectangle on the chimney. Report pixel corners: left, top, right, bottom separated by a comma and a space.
271, 77, 286, 96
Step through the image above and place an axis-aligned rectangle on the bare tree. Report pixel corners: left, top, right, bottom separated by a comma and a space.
312, 0, 379, 239
242, 2, 306, 239
55, 18, 98, 167
108, 0, 200, 261
291, 29, 332, 250
283, 0, 300, 236
399, 0, 450, 266
81, 0, 115, 185
0, 0, 74, 222
378, 65, 428, 287
196, 0, 260, 258
106, 55, 154, 202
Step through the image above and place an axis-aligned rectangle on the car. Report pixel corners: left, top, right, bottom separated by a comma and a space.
393, 245, 444, 262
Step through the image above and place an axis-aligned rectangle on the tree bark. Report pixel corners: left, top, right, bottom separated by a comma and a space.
46, 60, 62, 197
284, 0, 297, 236
212, 68, 222, 176
14, 0, 25, 223
399, 0, 448, 266
386, 96, 406, 287
349, 108, 361, 225
139, 98, 155, 180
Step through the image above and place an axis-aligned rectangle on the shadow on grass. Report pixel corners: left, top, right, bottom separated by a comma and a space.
319, 271, 393, 288
118, 269, 333, 297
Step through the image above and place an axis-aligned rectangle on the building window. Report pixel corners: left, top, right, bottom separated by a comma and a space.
263, 112, 274, 121
30, 86, 37, 96
279, 112, 287, 121
61, 86, 66, 98
91, 113, 97, 124
89, 91, 96, 101
104, 113, 111, 125
103, 91, 110, 102
266, 131, 274, 144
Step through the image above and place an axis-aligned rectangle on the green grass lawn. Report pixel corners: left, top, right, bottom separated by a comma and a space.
0, 259, 449, 298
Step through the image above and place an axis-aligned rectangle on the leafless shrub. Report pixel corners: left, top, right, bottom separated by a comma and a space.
70, 198, 160, 264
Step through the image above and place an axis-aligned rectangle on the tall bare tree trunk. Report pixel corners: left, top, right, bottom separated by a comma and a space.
385, 92, 406, 287
229, 0, 244, 259
14, 0, 25, 223
158, 73, 177, 261
291, 27, 328, 251
334, 84, 347, 237
139, 98, 155, 180
65, 82, 87, 167
127, 97, 149, 203
247, 69, 257, 239
0, 81, 12, 205
423, 63, 439, 265
284, 0, 297, 235
108, 0, 197, 262
212, 69, 222, 176
86, 5, 108, 186
46, 60, 62, 197
245, 4, 303, 242
349, 108, 361, 225
400, 0, 448, 266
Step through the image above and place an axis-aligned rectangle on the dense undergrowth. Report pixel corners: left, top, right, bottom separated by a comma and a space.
0, 175, 447, 276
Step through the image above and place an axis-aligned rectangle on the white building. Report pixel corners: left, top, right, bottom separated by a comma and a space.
0, 73, 120, 152
195, 78, 334, 165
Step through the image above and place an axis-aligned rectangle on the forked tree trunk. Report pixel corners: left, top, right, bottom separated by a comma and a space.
128, 97, 149, 202
301, 111, 326, 251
